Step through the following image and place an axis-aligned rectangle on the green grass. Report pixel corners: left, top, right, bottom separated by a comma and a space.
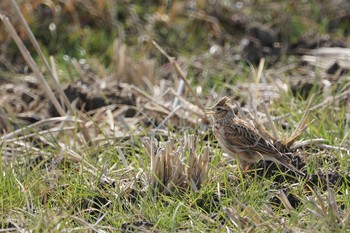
1, 93, 349, 231
1, 1, 350, 232
1, 57, 349, 231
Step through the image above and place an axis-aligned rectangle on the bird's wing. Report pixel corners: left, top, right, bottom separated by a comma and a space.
222, 118, 304, 175
223, 118, 278, 155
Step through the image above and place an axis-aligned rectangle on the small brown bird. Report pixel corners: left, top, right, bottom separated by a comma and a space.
207, 96, 304, 176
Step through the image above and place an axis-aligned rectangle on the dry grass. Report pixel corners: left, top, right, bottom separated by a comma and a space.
142, 134, 210, 193
0, 0, 350, 232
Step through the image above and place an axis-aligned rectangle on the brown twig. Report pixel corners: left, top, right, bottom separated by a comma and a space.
285, 94, 315, 147
8, 0, 74, 114
50, 56, 74, 113
152, 41, 207, 118
0, 14, 66, 116
260, 102, 279, 140
0, 116, 80, 140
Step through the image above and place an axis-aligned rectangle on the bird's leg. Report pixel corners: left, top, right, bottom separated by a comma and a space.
240, 161, 253, 173
243, 163, 253, 173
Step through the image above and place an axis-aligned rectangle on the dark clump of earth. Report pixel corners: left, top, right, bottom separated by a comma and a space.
255, 157, 350, 209
49, 77, 136, 117
121, 220, 155, 233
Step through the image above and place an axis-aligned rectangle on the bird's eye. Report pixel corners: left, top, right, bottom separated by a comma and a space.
215, 106, 223, 112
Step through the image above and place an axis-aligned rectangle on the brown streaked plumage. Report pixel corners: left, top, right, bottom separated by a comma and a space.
208, 96, 304, 176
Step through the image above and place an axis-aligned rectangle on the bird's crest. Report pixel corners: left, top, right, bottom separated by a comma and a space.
215, 96, 231, 107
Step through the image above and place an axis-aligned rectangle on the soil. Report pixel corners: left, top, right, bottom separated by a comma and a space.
1, 1, 350, 214
1, 18, 349, 196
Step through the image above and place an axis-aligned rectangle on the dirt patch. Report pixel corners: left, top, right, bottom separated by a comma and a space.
49, 76, 136, 117
0, 74, 137, 131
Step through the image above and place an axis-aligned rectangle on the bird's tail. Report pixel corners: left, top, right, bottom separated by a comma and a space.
271, 155, 305, 176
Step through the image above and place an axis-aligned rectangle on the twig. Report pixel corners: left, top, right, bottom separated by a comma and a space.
64, 147, 115, 184
260, 102, 279, 140
117, 147, 129, 168
340, 132, 349, 147
285, 94, 314, 146
255, 58, 265, 84
70, 216, 105, 233
0, 108, 11, 132
0, 14, 66, 116
128, 84, 170, 114
50, 56, 74, 113
152, 41, 207, 117
278, 190, 294, 212
169, 88, 206, 118
173, 79, 185, 109
8, 0, 52, 75
8, 0, 74, 114
311, 90, 350, 111
71, 58, 85, 79
317, 144, 349, 153
156, 105, 182, 129
4, 220, 25, 233
0, 116, 80, 140
3, 126, 76, 143
289, 138, 327, 150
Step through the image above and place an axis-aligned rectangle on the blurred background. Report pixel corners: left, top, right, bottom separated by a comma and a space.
1, 0, 350, 71
1, 0, 350, 123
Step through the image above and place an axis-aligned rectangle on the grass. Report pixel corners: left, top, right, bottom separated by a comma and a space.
1, 0, 350, 232
0, 69, 349, 230
1, 93, 349, 231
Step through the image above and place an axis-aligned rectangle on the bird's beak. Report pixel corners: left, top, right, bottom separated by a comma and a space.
205, 109, 215, 115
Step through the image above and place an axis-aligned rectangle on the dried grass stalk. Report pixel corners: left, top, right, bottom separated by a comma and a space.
0, 14, 66, 116
152, 41, 207, 116
7, 0, 74, 114
113, 40, 155, 87
142, 134, 210, 194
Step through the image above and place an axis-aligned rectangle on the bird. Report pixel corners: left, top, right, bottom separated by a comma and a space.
207, 96, 304, 176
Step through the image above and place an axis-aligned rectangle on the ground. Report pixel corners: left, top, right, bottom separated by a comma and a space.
0, 0, 350, 232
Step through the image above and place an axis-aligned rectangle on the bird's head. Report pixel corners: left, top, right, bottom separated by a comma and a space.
206, 96, 234, 120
